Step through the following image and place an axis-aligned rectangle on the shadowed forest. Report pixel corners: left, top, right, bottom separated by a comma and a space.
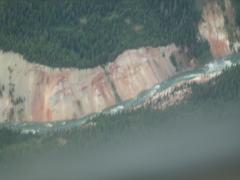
0, 0, 211, 68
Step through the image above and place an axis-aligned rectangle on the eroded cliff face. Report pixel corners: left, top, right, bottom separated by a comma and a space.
0, 44, 193, 122
199, 0, 240, 58
0, 52, 116, 122
106, 45, 191, 101
2, 0, 239, 123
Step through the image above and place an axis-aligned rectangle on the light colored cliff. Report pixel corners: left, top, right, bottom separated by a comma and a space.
0, 44, 192, 122
199, 1, 232, 58
106, 45, 190, 101
199, 0, 240, 58
1, 0, 240, 123
0, 52, 116, 122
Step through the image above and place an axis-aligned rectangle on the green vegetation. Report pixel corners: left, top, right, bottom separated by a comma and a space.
0, 0, 208, 68
191, 41, 212, 65
170, 54, 178, 69
191, 64, 240, 101
231, 0, 240, 26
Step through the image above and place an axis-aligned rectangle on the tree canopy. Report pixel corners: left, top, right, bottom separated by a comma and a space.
0, 0, 209, 68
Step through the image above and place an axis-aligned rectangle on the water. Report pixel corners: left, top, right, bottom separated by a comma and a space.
1, 54, 240, 134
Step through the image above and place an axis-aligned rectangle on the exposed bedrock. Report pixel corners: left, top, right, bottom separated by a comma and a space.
0, 44, 193, 122
199, 0, 240, 58
1, 0, 239, 122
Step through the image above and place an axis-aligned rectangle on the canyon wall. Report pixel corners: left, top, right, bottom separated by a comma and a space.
0, 44, 193, 122
106, 45, 191, 101
0, 52, 116, 122
0, 0, 239, 123
199, 0, 240, 58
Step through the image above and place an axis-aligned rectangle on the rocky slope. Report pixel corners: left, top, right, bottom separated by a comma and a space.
0, 0, 239, 123
0, 44, 193, 122
198, 0, 240, 58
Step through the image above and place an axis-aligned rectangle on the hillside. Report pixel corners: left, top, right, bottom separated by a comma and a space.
1, 1, 240, 179
1, 63, 240, 180
0, 0, 209, 68
0, 0, 240, 123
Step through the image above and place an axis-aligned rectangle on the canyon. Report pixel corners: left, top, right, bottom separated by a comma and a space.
0, 44, 192, 122
0, 0, 239, 123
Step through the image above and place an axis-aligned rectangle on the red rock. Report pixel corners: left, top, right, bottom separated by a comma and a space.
198, 1, 234, 59
0, 44, 192, 122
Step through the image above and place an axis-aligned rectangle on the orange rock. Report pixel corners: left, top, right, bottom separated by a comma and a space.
199, 1, 232, 59
0, 44, 192, 122
106, 45, 182, 101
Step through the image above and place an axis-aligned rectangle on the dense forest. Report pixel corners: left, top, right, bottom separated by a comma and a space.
0, 0, 210, 68
232, 0, 240, 26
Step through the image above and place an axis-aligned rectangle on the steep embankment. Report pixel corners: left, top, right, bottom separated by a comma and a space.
0, 0, 239, 123
198, 0, 240, 58
0, 44, 193, 122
